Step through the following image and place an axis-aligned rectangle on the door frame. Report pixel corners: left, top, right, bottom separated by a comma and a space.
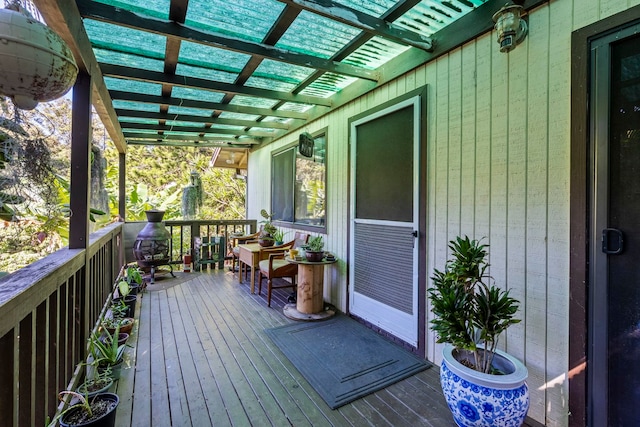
346, 86, 427, 357
570, 5, 640, 427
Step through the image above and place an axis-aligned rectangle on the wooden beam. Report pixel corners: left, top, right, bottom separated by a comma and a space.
32, 0, 126, 153
75, 0, 379, 82
277, 0, 433, 51
126, 139, 258, 148
115, 109, 291, 130
123, 132, 260, 143
99, 63, 333, 107
119, 122, 278, 138
109, 90, 309, 120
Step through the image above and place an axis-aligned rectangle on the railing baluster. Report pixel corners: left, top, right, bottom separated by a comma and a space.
35, 302, 47, 427
0, 328, 16, 425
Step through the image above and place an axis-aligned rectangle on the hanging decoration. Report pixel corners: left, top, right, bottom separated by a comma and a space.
181, 171, 203, 220
0, 2, 78, 110
298, 132, 314, 158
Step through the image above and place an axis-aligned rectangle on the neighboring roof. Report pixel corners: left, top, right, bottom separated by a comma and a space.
29, 0, 544, 152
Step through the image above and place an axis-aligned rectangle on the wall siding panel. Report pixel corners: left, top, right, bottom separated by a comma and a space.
246, 1, 640, 425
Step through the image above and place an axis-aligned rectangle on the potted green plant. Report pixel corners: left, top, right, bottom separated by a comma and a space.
122, 265, 143, 295
258, 209, 277, 247
90, 325, 128, 380
303, 235, 324, 262
52, 390, 119, 427
102, 316, 134, 335
273, 229, 285, 246
77, 363, 113, 398
428, 236, 529, 426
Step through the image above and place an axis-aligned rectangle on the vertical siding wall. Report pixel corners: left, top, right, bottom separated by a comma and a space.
248, 1, 640, 425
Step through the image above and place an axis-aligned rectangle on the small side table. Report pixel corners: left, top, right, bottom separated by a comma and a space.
284, 257, 337, 321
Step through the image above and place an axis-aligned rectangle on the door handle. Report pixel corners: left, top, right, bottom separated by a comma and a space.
602, 228, 624, 255
412, 230, 418, 238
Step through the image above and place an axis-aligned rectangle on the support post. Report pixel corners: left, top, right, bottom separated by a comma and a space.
119, 152, 126, 221
69, 72, 92, 250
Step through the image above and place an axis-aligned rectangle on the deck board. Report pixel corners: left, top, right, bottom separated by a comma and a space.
115, 269, 464, 426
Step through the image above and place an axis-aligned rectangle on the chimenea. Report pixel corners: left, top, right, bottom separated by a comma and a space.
133, 210, 174, 283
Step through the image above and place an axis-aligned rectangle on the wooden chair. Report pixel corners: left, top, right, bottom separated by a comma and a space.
230, 231, 260, 273
257, 233, 309, 307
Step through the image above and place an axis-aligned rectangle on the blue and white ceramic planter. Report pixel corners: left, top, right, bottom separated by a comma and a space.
440, 344, 529, 427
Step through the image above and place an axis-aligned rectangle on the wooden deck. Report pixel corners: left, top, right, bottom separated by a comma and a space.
111, 269, 483, 426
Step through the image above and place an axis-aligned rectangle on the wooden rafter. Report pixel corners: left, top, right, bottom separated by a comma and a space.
119, 122, 278, 138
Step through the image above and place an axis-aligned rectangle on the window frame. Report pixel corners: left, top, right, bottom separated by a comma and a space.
271, 129, 327, 233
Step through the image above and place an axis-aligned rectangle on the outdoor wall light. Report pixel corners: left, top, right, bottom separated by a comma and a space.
492, 2, 528, 53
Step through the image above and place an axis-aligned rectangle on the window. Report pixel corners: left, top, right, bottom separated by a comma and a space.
272, 133, 326, 229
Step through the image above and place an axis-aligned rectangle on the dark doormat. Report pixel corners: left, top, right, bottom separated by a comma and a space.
265, 314, 431, 409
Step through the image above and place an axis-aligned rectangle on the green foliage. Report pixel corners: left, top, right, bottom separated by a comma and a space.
428, 236, 521, 374
304, 235, 324, 252
89, 325, 127, 366
50, 391, 94, 425
273, 228, 285, 242
103, 146, 246, 221
259, 209, 277, 236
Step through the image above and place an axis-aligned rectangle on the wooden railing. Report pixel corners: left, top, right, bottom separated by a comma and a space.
124, 219, 258, 265
0, 218, 257, 426
0, 223, 123, 427
165, 219, 257, 262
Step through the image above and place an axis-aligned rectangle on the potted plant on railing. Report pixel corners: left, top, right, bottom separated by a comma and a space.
303, 236, 324, 262
258, 209, 278, 247
428, 236, 529, 427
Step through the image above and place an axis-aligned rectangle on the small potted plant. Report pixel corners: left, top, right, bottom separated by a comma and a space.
77, 363, 113, 398
102, 315, 134, 336
272, 229, 285, 246
428, 236, 529, 426
303, 235, 324, 262
52, 390, 119, 427
90, 325, 128, 380
122, 265, 143, 295
258, 209, 277, 247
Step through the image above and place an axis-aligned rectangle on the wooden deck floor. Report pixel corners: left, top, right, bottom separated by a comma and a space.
112, 269, 461, 426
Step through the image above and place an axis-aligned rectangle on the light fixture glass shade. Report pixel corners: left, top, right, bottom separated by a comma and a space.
492, 4, 528, 53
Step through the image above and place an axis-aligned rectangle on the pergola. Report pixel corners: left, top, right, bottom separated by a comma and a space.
31, 0, 545, 152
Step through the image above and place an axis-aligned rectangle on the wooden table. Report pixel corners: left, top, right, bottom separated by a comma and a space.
237, 243, 263, 294
284, 257, 337, 321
